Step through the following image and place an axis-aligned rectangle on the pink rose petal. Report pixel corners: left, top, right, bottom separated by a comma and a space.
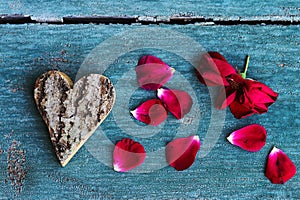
157, 88, 193, 119
227, 124, 267, 152
136, 55, 175, 90
131, 99, 168, 126
113, 138, 146, 172
265, 147, 296, 184
196, 52, 237, 86
165, 135, 200, 171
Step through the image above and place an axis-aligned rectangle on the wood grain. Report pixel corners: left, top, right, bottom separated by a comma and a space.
0, 24, 299, 199
1, 0, 300, 17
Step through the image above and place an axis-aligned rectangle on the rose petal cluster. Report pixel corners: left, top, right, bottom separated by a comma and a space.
113, 53, 296, 185
197, 52, 295, 184
132, 55, 193, 126
115, 55, 198, 172
114, 135, 201, 172
196, 52, 278, 119
227, 124, 296, 184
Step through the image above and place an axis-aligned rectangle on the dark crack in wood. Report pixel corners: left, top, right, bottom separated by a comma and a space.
1, 14, 300, 25
0, 14, 33, 24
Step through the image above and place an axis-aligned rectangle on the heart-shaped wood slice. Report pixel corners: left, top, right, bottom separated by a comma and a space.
34, 70, 115, 167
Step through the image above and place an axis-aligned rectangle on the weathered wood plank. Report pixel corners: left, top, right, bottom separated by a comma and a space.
2, 14, 300, 25
0, 0, 299, 17
0, 24, 299, 199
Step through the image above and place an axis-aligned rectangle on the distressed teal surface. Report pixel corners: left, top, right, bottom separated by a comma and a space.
0, 0, 300, 17
0, 24, 299, 199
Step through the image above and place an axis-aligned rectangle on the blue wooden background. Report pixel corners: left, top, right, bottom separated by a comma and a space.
1, 0, 300, 17
0, 1, 300, 199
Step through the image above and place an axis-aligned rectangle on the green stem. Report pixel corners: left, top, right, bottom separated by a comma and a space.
240, 55, 250, 79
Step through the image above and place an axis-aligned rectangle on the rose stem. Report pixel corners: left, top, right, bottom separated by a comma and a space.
241, 55, 250, 79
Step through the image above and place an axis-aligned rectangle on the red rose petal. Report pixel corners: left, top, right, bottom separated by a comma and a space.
247, 80, 279, 101
196, 52, 237, 86
224, 74, 278, 119
138, 55, 166, 66
229, 100, 259, 119
244, 79, 279, 105
227, 124, 267, 152
113, 138, 146, 172
265, 147, 296, 184
215, 86, 237, 110
165, 135, 200, 171
208, 52, 228, 61
136, 55, 175, 90
131, 99, 168, 126
157, 88, 193, 119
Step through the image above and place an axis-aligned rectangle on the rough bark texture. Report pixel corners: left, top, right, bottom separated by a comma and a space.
34, 70, 115, 167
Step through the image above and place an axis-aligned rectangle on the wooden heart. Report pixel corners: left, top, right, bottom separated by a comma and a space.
34, 70, 115, 167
